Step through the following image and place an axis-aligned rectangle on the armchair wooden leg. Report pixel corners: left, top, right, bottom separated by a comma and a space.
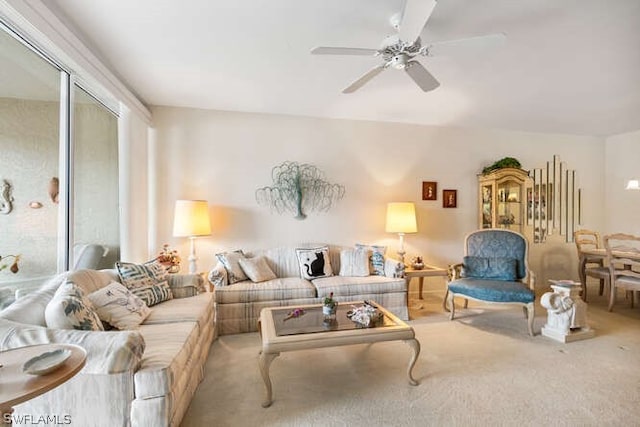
463, 298, 468, 309
526, 303, 535, 336
599, 279, 604, 296
448, 293, 455, 320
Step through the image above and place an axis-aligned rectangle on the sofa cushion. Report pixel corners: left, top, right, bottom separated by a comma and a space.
338, 248, 370, 277
296, 246, 333, 279
131, 281, 173, 307
143, 292, 214, 330
0, 273, 69, 326
238, 256, 277, 283
87, 282, 151, 330
216, 250, 248, 284
45, 282, 104, 331
135, 321, 200, 399
312, 275, 406, 298
461, 256, 517, 281
448, 278, 535, 303
355, 244, 387, 275
214, 278, 316, 304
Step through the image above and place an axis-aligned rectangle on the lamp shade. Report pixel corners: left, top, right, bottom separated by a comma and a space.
173, 200, 212, 237
385, 202, 417, 233
626, 179, 640, 190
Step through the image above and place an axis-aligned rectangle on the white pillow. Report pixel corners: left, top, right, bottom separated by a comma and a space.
238, 256, 277, 283
45, 281, 104, 331
87, 282, 151, 330
296, 246, 333, 280
216, 250, 248, 284
355, 244, 387, 276
339, 248, 370, 277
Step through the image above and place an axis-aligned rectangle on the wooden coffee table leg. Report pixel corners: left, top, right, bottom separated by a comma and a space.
404, 339, 420, 386
259, 351, 279, 408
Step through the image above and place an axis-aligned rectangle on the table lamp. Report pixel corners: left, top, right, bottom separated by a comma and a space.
173, 200, 211, 274
385, 202, 417, 266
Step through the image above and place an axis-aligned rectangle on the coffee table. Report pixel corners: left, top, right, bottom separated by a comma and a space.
258, 301, 420, 407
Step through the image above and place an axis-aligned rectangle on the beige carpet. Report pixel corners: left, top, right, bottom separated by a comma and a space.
181, 288, 640, 426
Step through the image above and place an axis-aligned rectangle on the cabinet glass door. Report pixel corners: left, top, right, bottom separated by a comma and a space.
481, 184, 493, 228
496, 180, 522, 231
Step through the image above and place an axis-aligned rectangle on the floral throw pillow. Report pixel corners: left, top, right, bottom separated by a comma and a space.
296, 246, 333, 280
216, 250, 248, 284
87, 282, 151, 330
45, 281, 104, 331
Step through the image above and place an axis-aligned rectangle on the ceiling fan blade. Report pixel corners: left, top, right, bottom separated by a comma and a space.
398, 0, 437, 44
342, 65, 387, 93
311, 47, 378, 56
405, 61, 440, 92
425, 33, 506, 57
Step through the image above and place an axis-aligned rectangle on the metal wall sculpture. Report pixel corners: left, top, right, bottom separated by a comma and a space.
256, 161, 345, 220
527, 155, 582, 243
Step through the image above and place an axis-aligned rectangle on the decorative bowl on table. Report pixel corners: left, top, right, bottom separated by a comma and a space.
23, 348, 71, 376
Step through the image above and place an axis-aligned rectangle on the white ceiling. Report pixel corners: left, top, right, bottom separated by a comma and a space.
46, 0, 640, 136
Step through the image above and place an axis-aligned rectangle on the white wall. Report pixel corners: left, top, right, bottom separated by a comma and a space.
604, 129, 640, 235
151, 106, 605, 288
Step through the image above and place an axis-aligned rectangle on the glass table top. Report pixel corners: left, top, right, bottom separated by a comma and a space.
272, 302, 398, 337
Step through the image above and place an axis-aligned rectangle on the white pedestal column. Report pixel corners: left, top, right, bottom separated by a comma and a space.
541, 281, 595, 343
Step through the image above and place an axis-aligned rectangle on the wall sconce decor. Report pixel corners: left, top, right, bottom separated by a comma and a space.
0, 179, 14, 214
626, 179, 640, 190
256, 161, 345, 220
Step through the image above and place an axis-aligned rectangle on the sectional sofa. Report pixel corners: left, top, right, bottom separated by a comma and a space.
209, 245, 408, 335
0, 269, 214, 427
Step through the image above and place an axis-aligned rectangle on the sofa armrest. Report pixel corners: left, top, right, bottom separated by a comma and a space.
448, 263, 463, 281
166, 273, 205, 298
0, 319, 145, 375
208, 263, 228, 287
384, 257, 405, 278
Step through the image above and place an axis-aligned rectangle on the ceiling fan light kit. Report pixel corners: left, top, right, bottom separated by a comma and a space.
311, 0, 505, 94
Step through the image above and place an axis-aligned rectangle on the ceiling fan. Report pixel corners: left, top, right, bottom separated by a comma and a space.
311, 0, 505, 94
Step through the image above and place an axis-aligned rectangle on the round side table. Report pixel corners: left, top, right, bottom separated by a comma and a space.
0, 344, 86, 425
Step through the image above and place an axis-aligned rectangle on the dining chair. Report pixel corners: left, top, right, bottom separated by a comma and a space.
574, 229, 610, 301
603, 233, 640, 311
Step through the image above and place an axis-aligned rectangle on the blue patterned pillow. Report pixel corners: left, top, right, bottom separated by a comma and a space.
116, 260, 168, 290
461, 256, 517, 281
130, 281, 173, 307
355, 244, 387, 276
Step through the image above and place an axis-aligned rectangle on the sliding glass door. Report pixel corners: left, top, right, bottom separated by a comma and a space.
0, 26, 61, 281
0, 23, 120, 296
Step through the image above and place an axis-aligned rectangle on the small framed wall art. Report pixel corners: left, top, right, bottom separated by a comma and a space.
443, 189, 457, 208
422, 181, 437, 200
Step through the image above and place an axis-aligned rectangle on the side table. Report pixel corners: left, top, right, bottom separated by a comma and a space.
541, 280, 595, 343
405, 265, 448, 313
0, 344, 86, 424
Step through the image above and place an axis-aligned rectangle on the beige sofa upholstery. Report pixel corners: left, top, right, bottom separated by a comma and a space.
0, 269, 215, 427
209, 246, 407, 335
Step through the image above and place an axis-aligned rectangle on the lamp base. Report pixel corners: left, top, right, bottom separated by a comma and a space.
188, 237, 198, 274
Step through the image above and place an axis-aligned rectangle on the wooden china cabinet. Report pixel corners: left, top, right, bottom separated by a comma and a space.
478, 168, 532, 234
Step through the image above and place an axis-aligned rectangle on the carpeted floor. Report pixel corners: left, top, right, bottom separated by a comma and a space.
181, 287, 640, 426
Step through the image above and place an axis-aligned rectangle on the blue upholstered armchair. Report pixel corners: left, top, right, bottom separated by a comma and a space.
446, 229, 536, 336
